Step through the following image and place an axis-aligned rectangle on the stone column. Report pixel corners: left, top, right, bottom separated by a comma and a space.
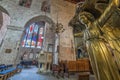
53, 33, 59, 64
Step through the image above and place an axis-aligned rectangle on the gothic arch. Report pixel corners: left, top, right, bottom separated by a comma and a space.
24, 15, 55, 28
19, 15, 55, 61
20, 15, 55, 52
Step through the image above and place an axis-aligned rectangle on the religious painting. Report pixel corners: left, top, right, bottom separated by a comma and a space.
41, 0, 50, 13
19, 0, 32, 8
21, 21, 45, 49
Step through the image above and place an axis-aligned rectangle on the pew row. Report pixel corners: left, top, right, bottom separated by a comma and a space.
52, 58, 91, 78
0, 65, 23, 80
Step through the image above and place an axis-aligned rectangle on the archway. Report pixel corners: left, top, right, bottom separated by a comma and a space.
18, 15, 55, 64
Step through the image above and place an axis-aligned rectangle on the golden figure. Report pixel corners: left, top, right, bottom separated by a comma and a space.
70, 0, 120, 80
79, 0, 120, 80
94, 0, 120, 75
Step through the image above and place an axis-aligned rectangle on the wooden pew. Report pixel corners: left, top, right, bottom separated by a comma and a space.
0, 67, 17, 80
52, 58, 91, 78
0, 64, 22, 80
66, 58, 90, 79
66, 58, 90, 72
0, 65, 7, 72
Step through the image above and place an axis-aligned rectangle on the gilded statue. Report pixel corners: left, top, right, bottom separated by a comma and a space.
70, 0, 120, 80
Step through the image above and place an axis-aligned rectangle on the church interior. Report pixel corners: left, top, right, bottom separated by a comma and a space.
0, 0, 120, 80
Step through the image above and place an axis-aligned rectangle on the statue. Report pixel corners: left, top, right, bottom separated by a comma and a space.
69, 0, 120, 80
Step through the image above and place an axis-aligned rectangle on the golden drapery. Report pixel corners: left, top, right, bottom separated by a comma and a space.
78, 0, 120, 80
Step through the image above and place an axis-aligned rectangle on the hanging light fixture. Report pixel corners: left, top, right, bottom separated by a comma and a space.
55, 7, 65, 33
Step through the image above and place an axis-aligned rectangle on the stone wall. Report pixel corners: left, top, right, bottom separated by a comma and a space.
0, 26, 23, 64
51, 0, 76, 61
0, 0, 51, 27
0, 0, 77, 64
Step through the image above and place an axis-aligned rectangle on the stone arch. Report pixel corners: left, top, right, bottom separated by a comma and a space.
19, 15, 55, 60
20, 15, 55, 41
0, 6, 10, 29
0, 6, 9, 15
24, 15, 55, 28
0, 6, 10, 45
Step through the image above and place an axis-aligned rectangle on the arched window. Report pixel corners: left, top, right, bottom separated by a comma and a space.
21, 21, 45, 49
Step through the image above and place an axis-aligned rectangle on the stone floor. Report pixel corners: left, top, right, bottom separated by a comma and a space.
9, 66, 95, 80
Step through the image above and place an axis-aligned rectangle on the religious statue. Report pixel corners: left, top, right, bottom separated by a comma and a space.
69, 0, 120, 80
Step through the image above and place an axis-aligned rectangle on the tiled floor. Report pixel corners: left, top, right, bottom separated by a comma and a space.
9, 66, 95, 80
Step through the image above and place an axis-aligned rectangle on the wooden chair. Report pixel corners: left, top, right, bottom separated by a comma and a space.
51, 64, 61, 77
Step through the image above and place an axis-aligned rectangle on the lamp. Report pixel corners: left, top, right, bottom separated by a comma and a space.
55, 8, 65, 33
55, 23, 65, 33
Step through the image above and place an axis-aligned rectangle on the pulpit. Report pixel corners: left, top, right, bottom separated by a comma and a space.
37, 51, 52, 73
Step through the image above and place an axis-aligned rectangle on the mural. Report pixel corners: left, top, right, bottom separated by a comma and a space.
22, 21, 45, 49
19, 0, 32, 8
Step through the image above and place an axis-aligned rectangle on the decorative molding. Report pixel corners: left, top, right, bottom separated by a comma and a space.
7, 25, 24, 31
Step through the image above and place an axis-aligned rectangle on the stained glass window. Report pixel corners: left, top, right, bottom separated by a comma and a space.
22, 21, 45, 49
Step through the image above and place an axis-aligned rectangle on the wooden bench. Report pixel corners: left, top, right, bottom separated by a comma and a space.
0, 65, 7, 72
67, 58, 90, 72
0, 64, 22, 80
66, 58, 91, 79
52, 58, 91, 78
0, 67, 17, 80
0, 64, 13, 72
52, 64, 61, 77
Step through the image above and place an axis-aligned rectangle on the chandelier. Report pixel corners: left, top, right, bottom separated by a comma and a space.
55, 22, 65, 33
55, 9, 65, 33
